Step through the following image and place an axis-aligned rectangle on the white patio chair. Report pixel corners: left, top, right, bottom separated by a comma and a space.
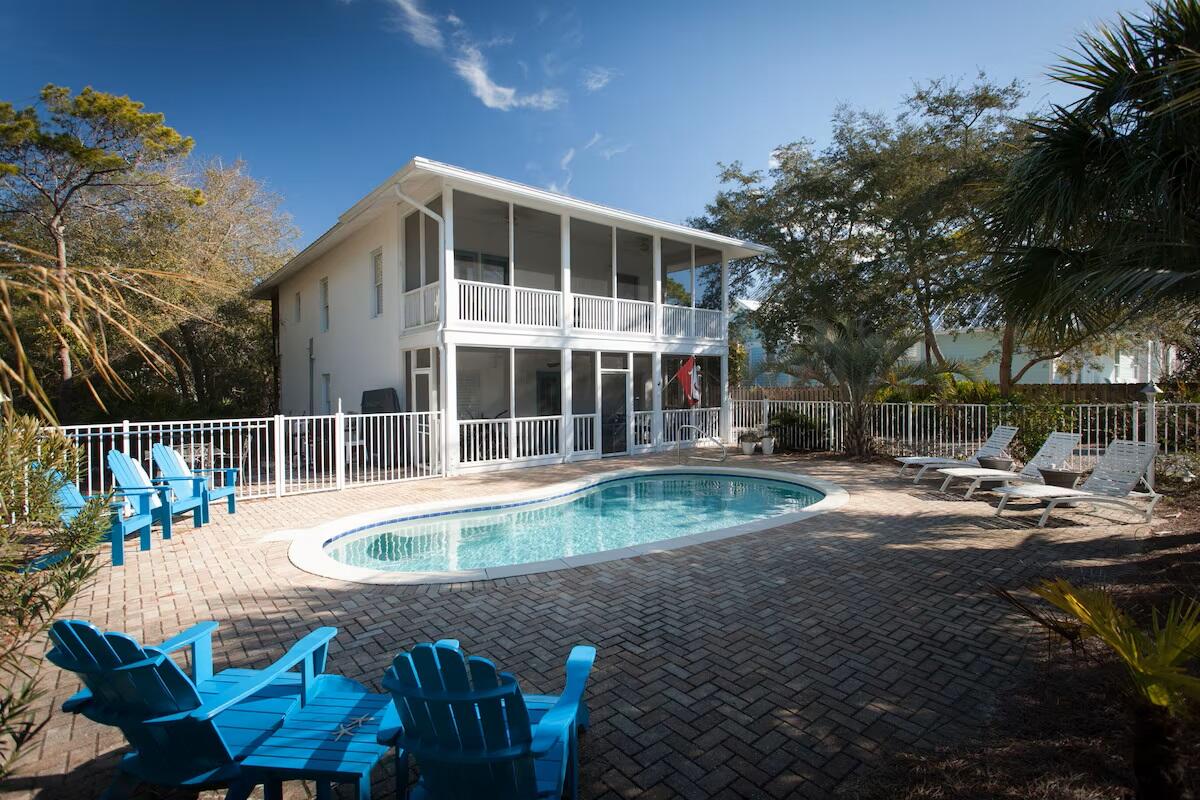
896, 425, 1019, 484
994, 439, 1161, 528
935, 432, 1081, 498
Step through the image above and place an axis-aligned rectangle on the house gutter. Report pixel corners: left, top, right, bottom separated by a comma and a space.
392, 184, 451, 475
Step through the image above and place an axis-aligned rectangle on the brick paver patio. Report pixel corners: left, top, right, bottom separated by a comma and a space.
4, 454, 1153, 799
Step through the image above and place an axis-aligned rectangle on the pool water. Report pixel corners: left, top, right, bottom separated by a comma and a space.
325, 473, 823, 573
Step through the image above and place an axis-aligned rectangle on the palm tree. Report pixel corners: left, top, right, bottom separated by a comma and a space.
988, 0, 1200, 338
767, 318, 974, 457
998, 579, 1200, 800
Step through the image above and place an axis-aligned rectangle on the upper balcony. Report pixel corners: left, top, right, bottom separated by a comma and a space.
454, 282, 723, 339
399, 187, 730, 341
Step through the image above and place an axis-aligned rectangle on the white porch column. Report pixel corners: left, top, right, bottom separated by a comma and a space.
720, 251, 731, 443
720, 251, 729, 342
560, 215, 571, 335
509, 347, 517, 461
442, 185, 456, 328
443, 342, 458, 475
652, 351, 663, 449
720, 353, 731, 444
561, 347, 573, 460
652, 235, 662, 337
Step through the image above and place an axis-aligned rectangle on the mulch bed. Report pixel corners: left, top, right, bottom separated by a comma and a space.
837, 489, 1200, 800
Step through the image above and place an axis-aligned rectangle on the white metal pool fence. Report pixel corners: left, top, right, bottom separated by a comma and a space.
732, 398, 1200, 470
49, 399, 1198, 502
55, 411, 443, 500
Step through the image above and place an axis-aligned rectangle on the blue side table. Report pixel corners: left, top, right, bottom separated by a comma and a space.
240, 687, 400, 800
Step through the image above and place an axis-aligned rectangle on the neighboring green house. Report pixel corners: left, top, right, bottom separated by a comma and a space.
913, 328, 1179, 384
735, 299, 798, 387
734, 298, 1179, 387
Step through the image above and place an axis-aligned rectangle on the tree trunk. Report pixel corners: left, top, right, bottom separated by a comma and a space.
52, 221, 73, 384
921, 311, 945, 366
846, 401, 875, 459
998, 322, 1016, 395
1132, 703, 1191, 800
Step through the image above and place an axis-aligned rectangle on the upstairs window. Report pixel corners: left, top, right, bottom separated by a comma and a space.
371, 250, 384, 317
453, 191, 510, 285
319, 277, 330, 331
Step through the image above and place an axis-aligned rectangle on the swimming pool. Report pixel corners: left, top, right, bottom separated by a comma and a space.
287, 468, 846, 584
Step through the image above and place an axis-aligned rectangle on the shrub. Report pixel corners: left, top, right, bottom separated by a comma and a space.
0, 415, 106, 779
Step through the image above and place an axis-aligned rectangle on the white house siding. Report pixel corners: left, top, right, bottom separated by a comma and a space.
278, 208, 402, 414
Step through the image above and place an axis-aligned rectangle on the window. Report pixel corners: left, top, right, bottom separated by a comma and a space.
514, 349, 561, 417
695, 246, 722, 310
319, 278, 330, 331
514, 205, 561, 290
661, 239, 692, 306
293, 291, 301, 322
371, 249, 384, 317
569, 218, 612, 297
320, 373, 332, 414
616, 229, 652, 301
454, 191, 510, 285
424, 196, 442, 285
404, 211, 422, 291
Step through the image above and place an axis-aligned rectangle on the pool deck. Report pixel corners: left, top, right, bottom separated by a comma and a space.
7, 453, 1154, 799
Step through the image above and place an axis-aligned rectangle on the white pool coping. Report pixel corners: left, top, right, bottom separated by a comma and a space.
284, 465, 849, 585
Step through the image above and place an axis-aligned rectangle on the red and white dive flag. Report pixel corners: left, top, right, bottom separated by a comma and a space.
675, 356, 702, 407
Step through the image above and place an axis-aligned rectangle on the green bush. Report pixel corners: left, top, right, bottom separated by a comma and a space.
0, 415, 106, 779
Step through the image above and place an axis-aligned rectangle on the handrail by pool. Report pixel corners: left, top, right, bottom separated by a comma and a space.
675, 424, 727, 464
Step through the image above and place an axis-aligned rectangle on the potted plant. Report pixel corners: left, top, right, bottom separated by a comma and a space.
760, 428, 776, 455
738, 431, 760, 455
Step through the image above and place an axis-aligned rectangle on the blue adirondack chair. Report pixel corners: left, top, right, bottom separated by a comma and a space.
51, 468, 155, 566
378, 640, 597, 800
47, 619, 372, 799
152, 442, 239, 523
107, 448, 207, 539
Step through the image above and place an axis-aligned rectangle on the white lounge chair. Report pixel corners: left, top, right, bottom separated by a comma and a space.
935, 432, 1082, 498
896, 425, 1019, 484
995, 439, 1161, 528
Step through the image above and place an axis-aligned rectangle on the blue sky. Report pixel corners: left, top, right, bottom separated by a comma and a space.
2, 0, 1139, 248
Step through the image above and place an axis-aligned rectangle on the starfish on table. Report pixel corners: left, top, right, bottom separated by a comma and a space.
332, 714, 376, 741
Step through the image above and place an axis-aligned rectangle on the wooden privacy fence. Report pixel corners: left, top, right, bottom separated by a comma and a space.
733, 398, 1200, 470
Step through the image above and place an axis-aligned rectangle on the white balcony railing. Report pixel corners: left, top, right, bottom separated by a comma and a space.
695, 308, 722, 339
661, 305, 690, 337
403, 282, 440, 329
513, 287, 562, 328
616, 299, 654, 334
514, 415, 561, 459
459, 415, 563, 464
459, 280, 509, 325
572, 413, 598, 453
663, 407, 721, 442
459, 418, 509, 464
454, 281, 723, 339
571, 294, 613, 331
632, 410, 654, 447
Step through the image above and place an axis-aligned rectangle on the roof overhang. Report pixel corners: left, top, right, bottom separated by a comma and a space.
251, 157, 772, 299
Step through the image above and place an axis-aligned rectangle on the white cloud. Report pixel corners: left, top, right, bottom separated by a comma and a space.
583, 132, 602, 150
391, 0, 443, 50
581, 66, 617, 92
601, 143, 631, 160
384, 1, 565, 112
559, 148, 576, 170
453, 44, 566, 110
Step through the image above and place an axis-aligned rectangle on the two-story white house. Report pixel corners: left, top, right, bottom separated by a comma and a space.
252, 158, 770, 474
